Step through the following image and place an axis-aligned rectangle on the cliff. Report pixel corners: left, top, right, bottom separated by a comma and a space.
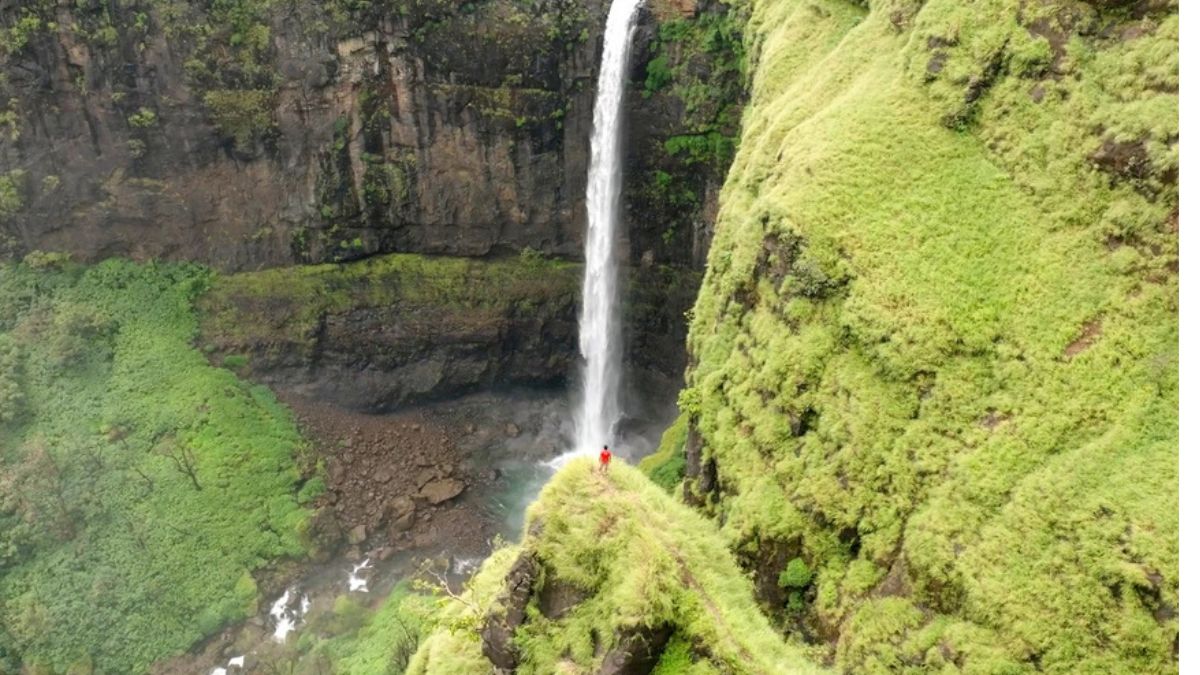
408, 460, 822, 674
413, 0, 1178, 672
0, 0, 735, 271
680, 0, 1178, 670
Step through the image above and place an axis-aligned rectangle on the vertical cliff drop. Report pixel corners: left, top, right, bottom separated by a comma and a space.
553, 0, 643, 468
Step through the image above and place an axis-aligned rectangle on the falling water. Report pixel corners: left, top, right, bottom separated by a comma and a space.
550, 0, 642, 469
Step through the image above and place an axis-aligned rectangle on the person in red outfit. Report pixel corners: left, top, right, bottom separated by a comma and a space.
599, 445, 612, 473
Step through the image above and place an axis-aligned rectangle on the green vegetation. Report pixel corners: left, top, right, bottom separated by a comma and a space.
0, 259, 315, 673
410, 460, 823, 674
639, 413, 687, 491
154, 0, 281, 149
126, 107, 158, 128
0, 169, 24, 221
261, 583, 434, 673
406, 546, 520, 674
679, 0, 1177, 671
0, 5, 49, 59
202, 89, 275, 153
199, 252, 578, 353
645, 3, 747, 166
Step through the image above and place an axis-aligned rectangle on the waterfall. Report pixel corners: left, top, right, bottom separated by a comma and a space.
550, 0, 642, 469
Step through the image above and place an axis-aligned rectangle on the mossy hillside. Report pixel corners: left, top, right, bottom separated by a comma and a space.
410, 460, 823, 674
406, 544, 521, 675
199, 252, 580, 358
639, 413, 688, 490
0, 259, 315, 673
682, 0, 1176, 671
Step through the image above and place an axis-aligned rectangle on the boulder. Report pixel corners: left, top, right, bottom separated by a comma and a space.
388, 496, 417, 531
419, 478, 466, 505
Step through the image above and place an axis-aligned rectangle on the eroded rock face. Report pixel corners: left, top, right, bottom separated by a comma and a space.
197, 255, 579, 410
597, 624, 674, 675
481, 551, 540, 672
0, 0, 729, 272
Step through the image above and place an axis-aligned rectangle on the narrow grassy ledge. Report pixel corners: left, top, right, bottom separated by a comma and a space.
199, 253, 580, 349
409, 459, 823, 674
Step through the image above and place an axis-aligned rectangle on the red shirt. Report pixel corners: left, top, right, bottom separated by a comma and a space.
600, 449, 612, 464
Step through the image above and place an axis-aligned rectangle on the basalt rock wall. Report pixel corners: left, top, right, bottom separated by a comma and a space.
0, 0, 738, 272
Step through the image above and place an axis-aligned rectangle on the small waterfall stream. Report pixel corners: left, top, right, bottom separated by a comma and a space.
551, 0, 643, 469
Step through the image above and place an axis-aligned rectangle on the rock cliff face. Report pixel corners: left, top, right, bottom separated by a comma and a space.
0, 0, 736, 271
198, 254, 581, 410
1, 0, 746, 401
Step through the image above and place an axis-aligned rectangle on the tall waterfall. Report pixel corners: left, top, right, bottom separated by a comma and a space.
551, 0, 642, 469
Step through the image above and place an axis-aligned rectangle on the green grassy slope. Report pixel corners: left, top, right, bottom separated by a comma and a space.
679, 0, 1177, 671
0, 259, 315, 673
409, 460, 822, 674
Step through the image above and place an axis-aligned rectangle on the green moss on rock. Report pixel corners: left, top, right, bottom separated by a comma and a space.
410, 460, 823, 674
681, 0, 1177, 671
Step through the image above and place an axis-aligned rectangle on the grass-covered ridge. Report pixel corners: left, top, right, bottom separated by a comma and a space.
0, 259, 315, 673
409, 459, 822, 674
680, 0, 1177, 671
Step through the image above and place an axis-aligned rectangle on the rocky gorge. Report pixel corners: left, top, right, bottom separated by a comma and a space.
0, 0, 1179, 672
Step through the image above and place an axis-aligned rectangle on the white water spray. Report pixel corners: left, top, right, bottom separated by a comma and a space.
551, 0, 642, 469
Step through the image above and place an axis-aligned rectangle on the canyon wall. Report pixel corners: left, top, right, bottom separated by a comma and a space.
0, 0, 733, 271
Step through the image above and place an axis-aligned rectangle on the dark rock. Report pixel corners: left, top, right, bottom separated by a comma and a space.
737, 537, 804, 614
0, 0, 720, 406
536, 574, 590, 620
0, 0, 718, 278
683, 420, 719, 506
597, 624, 674, 675
481, 552, 539, 672
1090, 136, 1155, 181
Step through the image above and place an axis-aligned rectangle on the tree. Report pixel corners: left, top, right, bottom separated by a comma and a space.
0, 334, 23, 425
155, 437, 202, 491
0, 439, 78, 541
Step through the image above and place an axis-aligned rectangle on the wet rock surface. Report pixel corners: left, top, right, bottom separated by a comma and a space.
196, 255, 580, 411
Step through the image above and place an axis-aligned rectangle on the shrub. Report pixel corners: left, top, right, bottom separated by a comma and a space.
202, 89, 275, 153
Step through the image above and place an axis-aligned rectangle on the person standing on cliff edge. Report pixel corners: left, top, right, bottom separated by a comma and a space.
599, 445, 612, 474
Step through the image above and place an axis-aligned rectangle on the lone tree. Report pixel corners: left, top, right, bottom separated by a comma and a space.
155, 436, 202, 492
